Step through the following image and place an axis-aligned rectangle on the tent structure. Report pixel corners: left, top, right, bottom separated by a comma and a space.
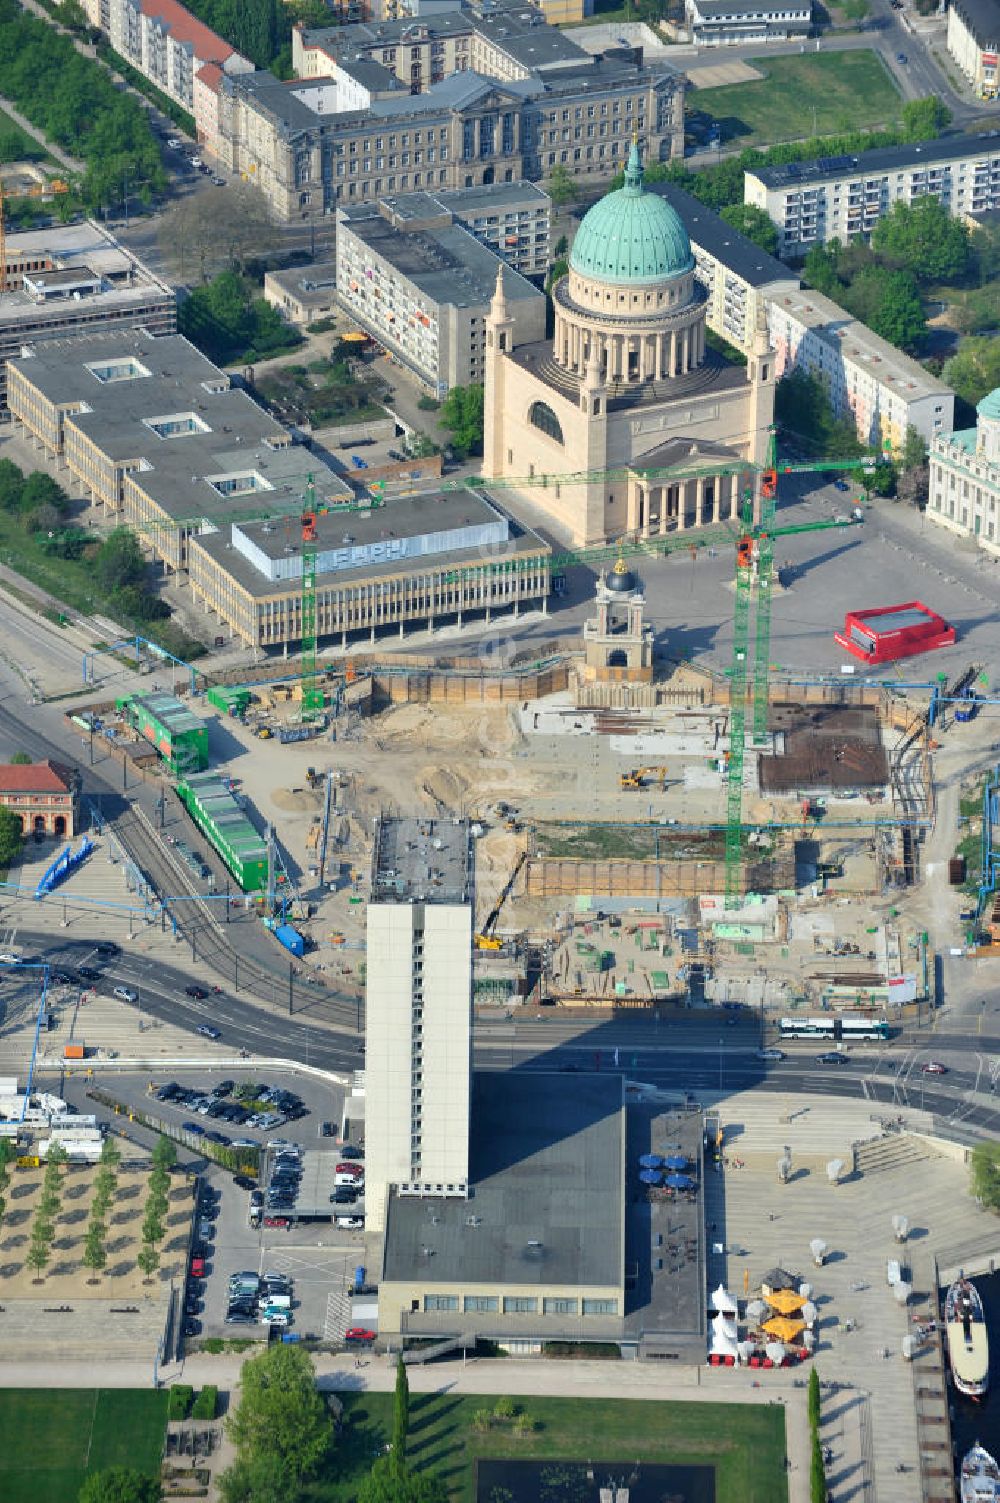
764, 1341, 787, 1364
665, 1155, 689, 1170
801, 1301, 818, 1327
763, 1314, 806, 1342
711, 1284, 738, 1314
665, 1173, 696, 1189
746, 1299, 768, 1326
638, 1168, 661, 1185
765, 1288, 806, 1315
638, 1154, 662, 1169
761, 1267, 796, 1292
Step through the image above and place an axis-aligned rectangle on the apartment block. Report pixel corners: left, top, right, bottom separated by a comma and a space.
767, 286, 954, 452
947, 0, 1000, 98
744, 133, 1000, 257
364, 815, 474, 1232
647, 182, 799, 353
0, 221, 175, 413
82, 0, 253, 117
928, 388, 1000, 557
684, 0, 811, 46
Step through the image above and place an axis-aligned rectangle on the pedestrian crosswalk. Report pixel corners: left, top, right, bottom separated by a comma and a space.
323, 1288, 352, 1342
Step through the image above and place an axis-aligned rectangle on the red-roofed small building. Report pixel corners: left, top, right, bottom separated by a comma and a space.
91, 0, 253, 119
0, 761, 78, 839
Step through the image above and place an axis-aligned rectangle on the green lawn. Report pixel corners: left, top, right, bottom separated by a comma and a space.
0, 105, 52, 165
309, 1392, 788, 1503
691, 50, 902, 148
0, 1390, 168, 1503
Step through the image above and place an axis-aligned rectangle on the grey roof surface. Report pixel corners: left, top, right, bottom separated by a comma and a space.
950, 0, 1000, 46
371, 814, 471, 903
340, 212, 542, 309
474, 11, 592, 70
382, 1071, 625, 1290
651, 182, 798, 288
10, 330, 352, 522
0, 223, 173, 331
193, 487, 550, 599
750, 130, 1000, 190
335, 56, 404, 92
631, 435, 742, 474
693, 0, 809, 15
379, 180, 548, 228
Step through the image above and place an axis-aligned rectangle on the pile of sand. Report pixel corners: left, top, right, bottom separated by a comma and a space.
270, 788, 323, 813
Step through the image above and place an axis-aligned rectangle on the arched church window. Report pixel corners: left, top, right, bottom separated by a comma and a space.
528, 401, 564, 443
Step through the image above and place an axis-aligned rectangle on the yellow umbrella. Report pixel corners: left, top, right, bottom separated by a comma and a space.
765, 1289, 806, 1315
763, 1314, 807, 1342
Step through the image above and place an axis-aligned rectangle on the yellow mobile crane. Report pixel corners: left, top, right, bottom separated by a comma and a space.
475, 850, 527, 950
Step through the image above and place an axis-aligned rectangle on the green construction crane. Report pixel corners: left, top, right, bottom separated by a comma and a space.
723, 433, 874, 905
299, 476, 325, 724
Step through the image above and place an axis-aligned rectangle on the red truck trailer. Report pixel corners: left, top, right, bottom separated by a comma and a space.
834, 601, 955, 664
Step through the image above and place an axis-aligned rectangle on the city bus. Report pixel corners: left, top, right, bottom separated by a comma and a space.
779, 1016, 891, 1043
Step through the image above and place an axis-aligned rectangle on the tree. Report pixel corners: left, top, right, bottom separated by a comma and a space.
900, 425, 928, 471
227, 1344, 333, 1484
0, 806, 24, 868
807, 1367, 821, 1428
357, 1457, 448, 1503
94, 528, 146, 595
810, 1432, 827, 1503
136, 1245, 160, 1282
392, 1356, 410, 1473
872, 196, 969, 285
26, 1238, 51, 1281
943, 336, 1000, 409
0, 457, 24, 512
83, 1226, 107, 1281
846, 265, 925, 352
439, 384, 484, 460
547, 163, 577, 207
217, 1455, 293, 1503
720, 202, 778, 256
141, 1210, 165, 1246
20, 471, 68, 518
152, 1135, 177, 1171
901, 96, 952, 141
553, 234, 568, 257
78, 1465, 161, 1503
970, 1140, 1000, 1210
100, 1136, 122, 1168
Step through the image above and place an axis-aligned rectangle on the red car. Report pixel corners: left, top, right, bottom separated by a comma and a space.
921, 1060, 948, 1075
336, 1162, 364, 1176
264, 1216, 290, 1228
345, 1327, 376, 1343
190, 1256, 205, 1277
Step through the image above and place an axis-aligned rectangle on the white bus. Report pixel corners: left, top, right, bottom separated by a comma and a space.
779, 1016, 890, 1042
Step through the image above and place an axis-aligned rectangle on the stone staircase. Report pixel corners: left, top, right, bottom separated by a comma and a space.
853, 1133, 942, 1177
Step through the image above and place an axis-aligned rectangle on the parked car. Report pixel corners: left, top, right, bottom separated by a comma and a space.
345, 1327, 376, 1343
190, 1255, 205, 1277
264, 1216, 290, 1228
339, 1145, 364, 1160
182, 1121, 205, 1135
78, 965, 101, 982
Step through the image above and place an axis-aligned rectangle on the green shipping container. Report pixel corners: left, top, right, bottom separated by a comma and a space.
116, 692, 208, 774
176, 772, 268, 892
207, 685, 251, 717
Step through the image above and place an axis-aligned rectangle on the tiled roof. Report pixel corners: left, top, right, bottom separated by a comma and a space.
196, 61, 224, 91
0, 760, 74, 793
139, 0, 236, 63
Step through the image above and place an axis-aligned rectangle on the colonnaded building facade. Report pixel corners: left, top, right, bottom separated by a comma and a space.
483, 143, 776, 546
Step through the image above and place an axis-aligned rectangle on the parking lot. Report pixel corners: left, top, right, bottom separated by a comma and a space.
187, 1154, 367, 1346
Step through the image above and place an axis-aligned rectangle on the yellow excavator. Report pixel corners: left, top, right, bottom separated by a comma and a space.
620, 766, 670, 790
475, 850, 527, 950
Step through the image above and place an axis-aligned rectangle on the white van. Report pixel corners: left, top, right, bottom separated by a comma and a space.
335, 1216, 364, 1229
336, 1171, 364, 1188
259, 1293, 290, 1310
260, 1309, 289, 1327
886, 1258, 902, 1287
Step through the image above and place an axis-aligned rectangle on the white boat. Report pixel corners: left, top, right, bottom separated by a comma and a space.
945, 1279, 990, 1399
960, 1442, 1000, 1503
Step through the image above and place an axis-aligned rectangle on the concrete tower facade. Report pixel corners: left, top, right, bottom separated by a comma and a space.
364, 816, 473, 1233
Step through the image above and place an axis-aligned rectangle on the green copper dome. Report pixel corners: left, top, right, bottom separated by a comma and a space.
569, 142, 695, 286
977, 387, 1000, 421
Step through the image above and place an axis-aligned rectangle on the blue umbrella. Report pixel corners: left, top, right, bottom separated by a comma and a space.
638, 1154, 662, 1169
639, 1169, 662, 1185
665, 1155, 689, 1170
665, 1173, 696, 1189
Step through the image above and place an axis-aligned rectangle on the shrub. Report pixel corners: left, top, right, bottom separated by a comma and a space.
191, 1385, 218, 1420
202, 1338, 225, 1355
168, 1384, 195, 1420
492, 1396, 517, 1421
